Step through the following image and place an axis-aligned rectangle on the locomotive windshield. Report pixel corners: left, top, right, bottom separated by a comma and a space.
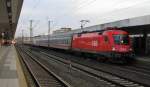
113, 34, 129, 45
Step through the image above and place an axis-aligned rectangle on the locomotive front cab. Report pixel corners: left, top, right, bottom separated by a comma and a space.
111, 31, 133, 59
112, 34, 132, 52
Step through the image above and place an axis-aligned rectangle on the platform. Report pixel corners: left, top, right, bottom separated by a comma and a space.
135, 56, 150, 64
0, 45, 27, 87
136, 56, 150, 62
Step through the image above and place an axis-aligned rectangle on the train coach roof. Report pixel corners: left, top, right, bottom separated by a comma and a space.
33, 27, 124, 38
51, 27, 123, 36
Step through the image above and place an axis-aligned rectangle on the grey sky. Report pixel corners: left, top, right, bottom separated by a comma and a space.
15, 0, 150, 37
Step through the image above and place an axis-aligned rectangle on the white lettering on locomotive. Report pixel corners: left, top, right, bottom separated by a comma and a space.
92, 40, 98, 46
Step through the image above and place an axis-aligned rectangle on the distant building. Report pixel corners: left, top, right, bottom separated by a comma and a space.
53, 28, 72, 34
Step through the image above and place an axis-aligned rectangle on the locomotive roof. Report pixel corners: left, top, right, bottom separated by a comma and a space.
76, 27, 124, 34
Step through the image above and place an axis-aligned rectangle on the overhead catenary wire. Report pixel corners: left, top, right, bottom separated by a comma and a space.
17, 0, 41, 38
76, 0, 97, 10
72, 0, 150, 27
32, 20, 40, 29
96, 0, 150, 21
18, 0, 150, 37
28, 0, 41, 19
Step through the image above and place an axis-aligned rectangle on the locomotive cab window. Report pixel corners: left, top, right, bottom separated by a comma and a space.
113, 34, 129, 45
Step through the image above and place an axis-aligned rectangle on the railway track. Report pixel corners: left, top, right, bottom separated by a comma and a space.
25, 46, 146, 87
22, 46, 119, 87
36, 47, 150, 86
129, 63, 150, 72
16, 45, 71, 87
116, 65, 150, 75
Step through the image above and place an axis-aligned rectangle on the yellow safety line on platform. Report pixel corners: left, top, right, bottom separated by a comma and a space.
14, 45, 28, 87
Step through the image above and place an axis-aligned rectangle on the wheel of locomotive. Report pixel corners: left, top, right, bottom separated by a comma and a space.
96, 54, 107, 62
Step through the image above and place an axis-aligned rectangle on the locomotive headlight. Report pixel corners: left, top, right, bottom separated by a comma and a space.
112, 47, 116, 51
129, 48, 132, 51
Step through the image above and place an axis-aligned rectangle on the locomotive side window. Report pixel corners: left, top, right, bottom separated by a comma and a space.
113, 35, 129, 45
104, 36, 109, 43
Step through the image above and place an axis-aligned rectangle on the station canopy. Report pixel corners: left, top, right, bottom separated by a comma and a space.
0, 0, 23, 40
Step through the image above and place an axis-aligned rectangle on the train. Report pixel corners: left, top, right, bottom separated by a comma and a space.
23, 27, 134, 63
0, 39, 13, 46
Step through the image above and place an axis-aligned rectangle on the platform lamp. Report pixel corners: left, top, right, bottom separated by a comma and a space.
1, 32, 4, 45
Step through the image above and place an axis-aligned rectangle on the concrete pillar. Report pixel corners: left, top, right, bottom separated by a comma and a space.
143, 31, 148, 55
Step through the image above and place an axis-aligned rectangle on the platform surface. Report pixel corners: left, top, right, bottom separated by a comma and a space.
0, 46, 19, 87
136, 56, 150, 63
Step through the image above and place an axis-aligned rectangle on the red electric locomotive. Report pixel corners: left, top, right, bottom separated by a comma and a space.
72, 28, 133, 62
32, 27, 133, 63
